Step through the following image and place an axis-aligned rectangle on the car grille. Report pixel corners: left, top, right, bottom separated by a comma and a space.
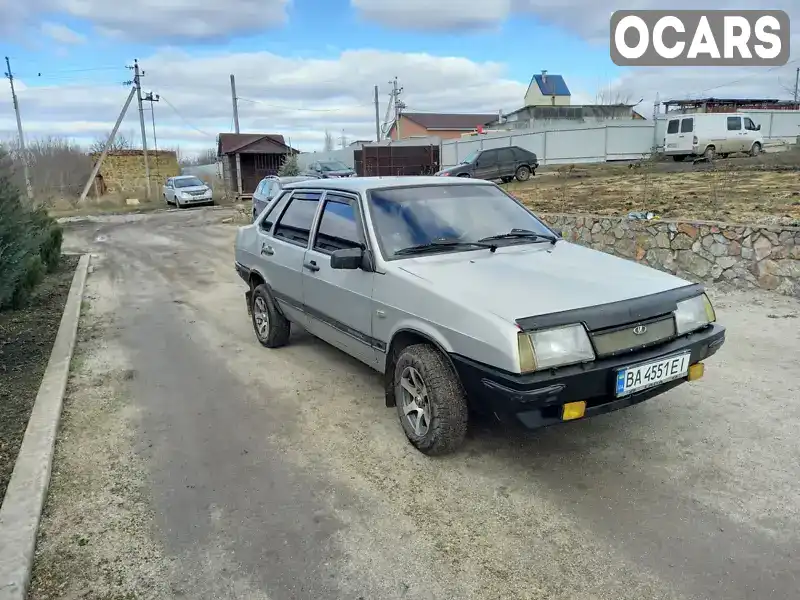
189, 190, 207, 196
590, 315, 676, 358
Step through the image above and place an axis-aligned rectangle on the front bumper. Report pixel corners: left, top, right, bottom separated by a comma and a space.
178, 193, 213, 204
450, 324, 725, 429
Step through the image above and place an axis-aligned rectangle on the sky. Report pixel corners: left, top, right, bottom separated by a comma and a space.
1, 1, 798, 157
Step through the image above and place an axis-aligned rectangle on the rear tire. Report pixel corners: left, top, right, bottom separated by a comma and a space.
750, 142, 762, 157
515, 165, 531, 181
704, 146, 716, 161
393, 344, 468, 456
251, 284, 290, 348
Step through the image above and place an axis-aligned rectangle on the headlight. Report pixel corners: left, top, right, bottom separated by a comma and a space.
517, 324, 595, 372
674, 294, 715, 335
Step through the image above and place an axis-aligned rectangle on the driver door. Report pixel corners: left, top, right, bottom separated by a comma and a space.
301, 192, 378, 368
473, 149, 499, 180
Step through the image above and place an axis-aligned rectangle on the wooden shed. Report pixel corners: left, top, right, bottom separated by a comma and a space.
217, 133, 298, 199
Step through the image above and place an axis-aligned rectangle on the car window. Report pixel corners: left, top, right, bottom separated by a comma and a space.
727, 117, 742, 131
497, 148, 515, 164
260, 192, 291, 232
667, 120, 679, 134
367, 184, 554, 259
313, 195, 364, 254
477, 150, 498, 165
744, 117, 757, 131
174, 177, 204, 188
273, 192, 322, 245
266, 181, 280, 199
680, 118, 693, 133
254, 180, 266, 196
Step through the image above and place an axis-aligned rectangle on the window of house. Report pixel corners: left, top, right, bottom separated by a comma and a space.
313, 195, 363, 254
727, 117, 742, 131
273, 192, 321, 245
667, 120, 679, 134
680, 118, 694, 133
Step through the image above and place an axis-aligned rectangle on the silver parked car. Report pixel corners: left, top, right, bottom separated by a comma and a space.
252, 175, 316, 221
234, 177, 725, 455
163, 175, 214, 208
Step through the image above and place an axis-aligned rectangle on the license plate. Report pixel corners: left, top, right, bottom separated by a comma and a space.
615, 353, 690, 397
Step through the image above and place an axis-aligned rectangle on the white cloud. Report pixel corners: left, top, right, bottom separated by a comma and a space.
1, 0, 290, 42
41, 22, 86, 45
0, 49, 527, 154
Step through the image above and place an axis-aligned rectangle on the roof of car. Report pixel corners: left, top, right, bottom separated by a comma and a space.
267, 175, 316, 183
282, 176, 495, 194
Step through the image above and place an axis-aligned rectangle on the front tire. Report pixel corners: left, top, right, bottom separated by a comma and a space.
251, 284, 290, 348
515, 165, 531, 181
394, 344, 468, 456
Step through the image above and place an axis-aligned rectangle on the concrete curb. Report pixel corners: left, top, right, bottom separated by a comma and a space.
0, 254, 91, 600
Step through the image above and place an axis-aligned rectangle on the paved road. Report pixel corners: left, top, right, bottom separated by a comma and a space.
45, 207, 800, 600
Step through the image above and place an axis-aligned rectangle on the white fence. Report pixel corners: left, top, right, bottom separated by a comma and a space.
441, 110, 800, 168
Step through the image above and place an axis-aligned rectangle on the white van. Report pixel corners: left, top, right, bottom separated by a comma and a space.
663, 113, 763, 161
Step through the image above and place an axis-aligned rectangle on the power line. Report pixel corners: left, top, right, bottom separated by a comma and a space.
673, 58, 800, 100
158, 95, 217, 137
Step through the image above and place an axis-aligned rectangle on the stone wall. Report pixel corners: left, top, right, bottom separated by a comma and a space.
542, 214, 800, 298
92, 151, 180, 195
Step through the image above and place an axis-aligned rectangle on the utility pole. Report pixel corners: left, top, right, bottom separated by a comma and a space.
373, 85, 381, 142
389, 77, 405, 140
79, 86, 137, 203
4, 56, 33, 200
652, 92, 660, 155
340, 129, 347, 149
128, 59, 151, 199
794, 67, 799, 106
144, 92, 160, 181
230, 74, 240, 133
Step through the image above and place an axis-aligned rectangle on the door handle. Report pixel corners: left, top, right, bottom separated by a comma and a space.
303, 260, 320, 272
261, 244, 274, 256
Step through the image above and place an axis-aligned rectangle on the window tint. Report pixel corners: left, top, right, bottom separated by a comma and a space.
273, 192, 321, 245
497, 148, 515, 164
744, 117, 757, 131
680, 118, 694, 133
727, 117, 742, 131
313, 195, 363, 253
478, 150, 498, 165
255, 180, 266, 195
667, 120, 679, 134
260, 192, 291, 232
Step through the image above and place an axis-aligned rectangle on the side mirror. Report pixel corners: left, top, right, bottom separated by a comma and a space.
552, 228, 563, 238
756, 124, 761, 131
330, 247, 363, 270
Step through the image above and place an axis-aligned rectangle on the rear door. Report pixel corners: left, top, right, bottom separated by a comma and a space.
664, 119, 681, 153
473, 149, 500, 180
677, 117, 694, 154
256, 190, 322, 326
302, 192, 378, 368
496, 147, 517, 178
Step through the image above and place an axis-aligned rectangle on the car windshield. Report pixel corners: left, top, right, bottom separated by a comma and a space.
319, 161, 349, 171
367, 184, 554, 259
174, 177, 204, 188
460, 151, 479, 164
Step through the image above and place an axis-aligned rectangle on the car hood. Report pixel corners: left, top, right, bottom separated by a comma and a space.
176, 185, 209, 192
396, 241, 690, 323
323, 170, 355, 177
436, 165, 466, 175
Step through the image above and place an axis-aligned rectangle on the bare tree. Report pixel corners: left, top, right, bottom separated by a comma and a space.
88, 131, 133, 153
323, 130, 335, 152
178, 147, 217, 167
594, 89, 634, 105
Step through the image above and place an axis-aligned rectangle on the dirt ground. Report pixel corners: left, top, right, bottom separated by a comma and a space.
511, 149, 800, 225
25, 208, 800, 600
0, 255, 78, 503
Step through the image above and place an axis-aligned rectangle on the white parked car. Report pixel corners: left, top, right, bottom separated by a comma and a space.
663, 112, 763, 161
163, 176, 214, 208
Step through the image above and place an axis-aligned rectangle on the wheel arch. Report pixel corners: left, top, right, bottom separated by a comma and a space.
383, 327, 459, 408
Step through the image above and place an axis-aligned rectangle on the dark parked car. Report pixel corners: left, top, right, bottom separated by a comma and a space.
435, 146, 539, 182
303, 160, 356, 179
251, 175, 316, 221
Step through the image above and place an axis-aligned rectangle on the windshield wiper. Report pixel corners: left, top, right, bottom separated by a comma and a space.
394, 238, 497, 256
478, 228, 558, 245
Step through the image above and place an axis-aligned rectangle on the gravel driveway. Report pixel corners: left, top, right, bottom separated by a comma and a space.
29, 207, 800, 600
